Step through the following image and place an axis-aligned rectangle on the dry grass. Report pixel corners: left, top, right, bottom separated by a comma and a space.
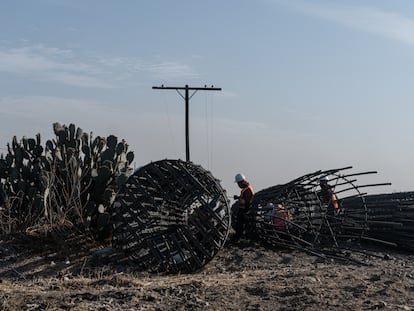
1, 233, 414, 310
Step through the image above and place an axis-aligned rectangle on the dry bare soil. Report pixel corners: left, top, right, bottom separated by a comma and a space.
1, 232, 414, 311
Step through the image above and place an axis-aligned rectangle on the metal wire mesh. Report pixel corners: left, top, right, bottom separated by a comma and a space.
237, 166, 410, 258
111, 159, 230, 273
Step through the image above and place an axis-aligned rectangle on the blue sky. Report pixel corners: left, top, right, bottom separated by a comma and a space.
0, 0, 413, 196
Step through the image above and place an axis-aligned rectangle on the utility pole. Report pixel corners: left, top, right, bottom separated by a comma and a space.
152, 84, 222, 162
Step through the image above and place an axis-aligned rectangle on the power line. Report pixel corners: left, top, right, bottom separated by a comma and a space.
152, 84, 222, 162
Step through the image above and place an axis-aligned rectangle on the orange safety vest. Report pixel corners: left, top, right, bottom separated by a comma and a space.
239, 185, 254, 209
331, 193, 339, 209
321, 187, 339, 209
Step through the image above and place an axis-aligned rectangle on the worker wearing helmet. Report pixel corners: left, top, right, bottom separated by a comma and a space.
233, 173, 254, 241
318, 176, 339, 213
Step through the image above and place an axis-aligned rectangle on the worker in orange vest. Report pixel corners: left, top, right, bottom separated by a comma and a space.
319, 176, 339, 214
233, 173, 254, 241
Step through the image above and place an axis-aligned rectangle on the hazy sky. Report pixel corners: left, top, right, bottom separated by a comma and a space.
0, 0, 413, 196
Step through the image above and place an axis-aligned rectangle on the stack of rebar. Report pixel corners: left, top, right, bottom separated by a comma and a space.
241, 166, 414, 258
111, 159, 230, 273
341, 191, 414, 251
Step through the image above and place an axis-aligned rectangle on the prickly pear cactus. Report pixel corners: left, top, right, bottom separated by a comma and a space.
0, 123, 134, 235
0, 134, 46, 232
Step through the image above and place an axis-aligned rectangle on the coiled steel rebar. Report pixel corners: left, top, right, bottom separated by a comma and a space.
111, 159, 230, 273
236, 166, 414, 259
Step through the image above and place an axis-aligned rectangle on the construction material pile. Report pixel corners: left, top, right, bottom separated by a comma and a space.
342, 191, 414, 251
241, 166, 414, 259
111, 159, 230, 273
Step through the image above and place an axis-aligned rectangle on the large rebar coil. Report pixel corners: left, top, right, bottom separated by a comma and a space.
111, 159, 230, 273
243, 167, 394, 257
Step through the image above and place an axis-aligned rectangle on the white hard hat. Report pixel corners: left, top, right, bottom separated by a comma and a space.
235, 173, 246, 183
319, 176, 329, 182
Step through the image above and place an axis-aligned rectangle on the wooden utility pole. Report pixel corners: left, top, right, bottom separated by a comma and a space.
152, 84, 222, 162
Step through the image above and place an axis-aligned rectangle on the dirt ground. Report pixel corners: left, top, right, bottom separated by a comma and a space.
1, 231, 414, 311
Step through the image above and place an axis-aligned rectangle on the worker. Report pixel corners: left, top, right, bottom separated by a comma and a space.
232, 173, 254, 241
318, 176, 339, 214
272, 203, 291, 230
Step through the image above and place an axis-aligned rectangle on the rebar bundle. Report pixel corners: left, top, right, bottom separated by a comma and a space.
341, 191, 414, 251
240, 166, 414, 258
111, 159, 230, 273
